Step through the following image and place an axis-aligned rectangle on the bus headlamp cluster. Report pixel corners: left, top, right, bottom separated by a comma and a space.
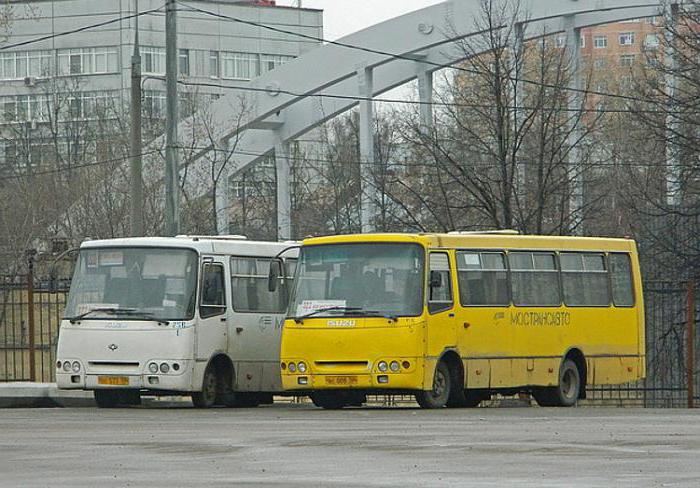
57, 360, 81, 373
377, 360, 409, 373
282, 362, 307, 374
148, 362, 181, 375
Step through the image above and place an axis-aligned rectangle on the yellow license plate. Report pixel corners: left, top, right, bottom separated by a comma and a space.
325, 375, 358, 386
97, 376, 129, 386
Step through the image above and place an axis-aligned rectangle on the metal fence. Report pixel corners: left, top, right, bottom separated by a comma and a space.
0, 270, 697, 408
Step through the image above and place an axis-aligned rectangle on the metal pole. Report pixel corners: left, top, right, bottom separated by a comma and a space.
565, 17, 584, 235
165, 0, 180, 236
688, 280, 696, 409
275, 132, 292, 241
665, 2, 681, 207
130, 0, 144, 236
358, 65, 375, 233
26, 250, 36, 382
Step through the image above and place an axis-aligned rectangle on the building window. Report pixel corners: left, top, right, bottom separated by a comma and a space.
261, 54, 293, 73
178, 49, 190, 76
646, 16, 659, 25
0, 50, 52, 80
231, 180, 246, 199
619, 32, 635, 46
593, 58, 607, 70
221, 52, 259, 80
142, 47, 166, 75
57, 47, 118, 76
144, 90, 166, 118
594, 36, 608, 49
555, 35, 566, 48
64, 92, 118, 120
644, 34, 660, 49
1, 95, 49, 123
620, 54, 636, 67
209, 51, 219, 78
580, 34, 586, 48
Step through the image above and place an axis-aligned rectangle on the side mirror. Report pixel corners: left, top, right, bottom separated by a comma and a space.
268, 260, 282, 292
429, 270, 442, 288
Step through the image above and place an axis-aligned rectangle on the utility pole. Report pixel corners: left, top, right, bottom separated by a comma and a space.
130, 0, 144, 237
165, 0, 180, 236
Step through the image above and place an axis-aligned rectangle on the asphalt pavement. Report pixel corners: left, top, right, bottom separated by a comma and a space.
1, 405, 698, 487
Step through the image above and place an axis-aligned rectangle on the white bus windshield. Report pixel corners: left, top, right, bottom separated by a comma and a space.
290, 243, 425, 319
64, 247, 199, 321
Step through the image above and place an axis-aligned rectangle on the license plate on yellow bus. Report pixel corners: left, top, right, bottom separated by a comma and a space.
325, 375, 358, 386
97, 376, 129, 386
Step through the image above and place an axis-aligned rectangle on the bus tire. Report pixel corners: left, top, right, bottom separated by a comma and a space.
310, 392, 346, 410
192, 364, 218, 408
533, 359, 580, 407
415, 361, 451, 409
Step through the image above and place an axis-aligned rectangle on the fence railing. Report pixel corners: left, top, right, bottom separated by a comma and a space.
0, 272, 697, 409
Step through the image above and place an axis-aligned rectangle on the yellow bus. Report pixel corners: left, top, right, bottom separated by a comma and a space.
277, 232, 645, 409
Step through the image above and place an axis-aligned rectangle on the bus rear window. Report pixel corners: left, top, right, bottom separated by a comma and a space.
610, 253, 635, 307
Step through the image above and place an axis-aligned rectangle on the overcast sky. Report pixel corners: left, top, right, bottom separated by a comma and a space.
278, 0, 444, 40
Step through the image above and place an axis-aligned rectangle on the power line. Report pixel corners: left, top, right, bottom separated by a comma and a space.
0, 149, 160, 181
176, 1, 655, 105
0, 6, 167, 51
171, 77, 677, 116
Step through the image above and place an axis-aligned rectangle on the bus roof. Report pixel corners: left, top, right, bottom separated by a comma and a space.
80, 236, 299, 257
301, 233, 637, 253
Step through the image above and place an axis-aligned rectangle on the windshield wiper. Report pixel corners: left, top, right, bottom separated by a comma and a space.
66, 308, 170, 326
293, 306, 397, 323
293, 306, 362, 323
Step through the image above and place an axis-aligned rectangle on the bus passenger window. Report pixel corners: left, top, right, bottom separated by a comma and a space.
230, 257, 290, 313
560, 253, 610, 306
457, 252, 509, 306
200, 263, 226, 318
428, 253, 453, 314
610, 253, 634, 307
509, 252, 560, 307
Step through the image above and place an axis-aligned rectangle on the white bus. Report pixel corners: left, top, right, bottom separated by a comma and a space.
56, 236, 297, 408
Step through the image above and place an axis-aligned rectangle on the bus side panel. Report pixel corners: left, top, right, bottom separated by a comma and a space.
465, 359, 490, 389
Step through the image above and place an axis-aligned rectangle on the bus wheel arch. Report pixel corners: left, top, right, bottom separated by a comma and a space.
192, 353, 234, 408
564, 348, 587, 400
416, 350, 461, 409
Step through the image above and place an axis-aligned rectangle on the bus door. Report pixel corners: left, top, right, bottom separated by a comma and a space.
196, 259, 229, 361
426, 252, 457, 360
228, 256, 291, 392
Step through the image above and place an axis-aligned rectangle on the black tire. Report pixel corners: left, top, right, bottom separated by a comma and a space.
192, 365, 218, 408
94, 390, 119, 408
310, 392, 347, 410
533, 359, 581, 407
415, 361, 451, 409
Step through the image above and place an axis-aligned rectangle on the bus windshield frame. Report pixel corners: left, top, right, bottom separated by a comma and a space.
63, 246, 199, 322
288, 242, 425, 320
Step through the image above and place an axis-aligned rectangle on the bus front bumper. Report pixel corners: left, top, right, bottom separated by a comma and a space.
281, 367, 423, 392
56, 363, 195, 392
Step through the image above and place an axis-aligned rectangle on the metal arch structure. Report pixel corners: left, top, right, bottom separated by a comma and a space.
165, 0, 675, 237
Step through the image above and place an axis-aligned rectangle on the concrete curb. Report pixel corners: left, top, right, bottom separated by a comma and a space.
0, 383, 95, 408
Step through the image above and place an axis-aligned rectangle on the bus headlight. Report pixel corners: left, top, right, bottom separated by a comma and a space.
62, 362, 72, 372
297, 362, 307, 373
71, 361, 81, 373
148, 362, 159, 374
288, 363, 297, 373
159, 363, 170, 374
378, 361, 388, 372
390, 361, 400, 372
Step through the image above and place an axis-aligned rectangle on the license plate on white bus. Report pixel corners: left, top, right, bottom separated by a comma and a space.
97, 376, 129, 386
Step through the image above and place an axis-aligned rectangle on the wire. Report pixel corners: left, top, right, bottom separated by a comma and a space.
170, 77, 678, 116
176, 1, 655, 105
0, 149, 160, 181
0, 6, 166, 51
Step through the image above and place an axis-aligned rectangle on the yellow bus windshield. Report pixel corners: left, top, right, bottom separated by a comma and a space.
289, 243, 425, 319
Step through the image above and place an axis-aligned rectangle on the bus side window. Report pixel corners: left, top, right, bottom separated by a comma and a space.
200, 263, 226, 319
457, 251, 509, 306
428, 252, 453, 314
230, 257, 290, 313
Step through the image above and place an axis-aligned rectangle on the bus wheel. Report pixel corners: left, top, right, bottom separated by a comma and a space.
94, 390, 119, 408
533, 359, 580, 407
192, 365, 218, 408
416, 361, 451, 409
310, 392, 346, 410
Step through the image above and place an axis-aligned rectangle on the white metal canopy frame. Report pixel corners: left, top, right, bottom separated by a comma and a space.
155, 0, 675, 238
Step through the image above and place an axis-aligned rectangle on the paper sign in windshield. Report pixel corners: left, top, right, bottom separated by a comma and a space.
296, 300, 346, 317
